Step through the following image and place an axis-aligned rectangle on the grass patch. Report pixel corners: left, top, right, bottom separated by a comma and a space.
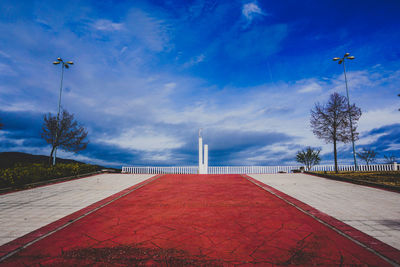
315, 171, 400, 187
0, 163, 101, 189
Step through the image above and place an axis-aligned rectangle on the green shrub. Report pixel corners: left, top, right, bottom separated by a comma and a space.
0, 163, 100, 189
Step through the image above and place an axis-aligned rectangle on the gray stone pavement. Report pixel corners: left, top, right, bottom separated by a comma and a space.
0, 174, 153, 246
249, 173, 400, 250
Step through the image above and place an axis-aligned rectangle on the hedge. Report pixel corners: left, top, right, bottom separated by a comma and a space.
0, 163, 100, 189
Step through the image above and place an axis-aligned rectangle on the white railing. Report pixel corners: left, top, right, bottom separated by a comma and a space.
309, 163, 396, 172
122, 166, 199, 174
122, 163, 398, 174
207, 166, 298, 174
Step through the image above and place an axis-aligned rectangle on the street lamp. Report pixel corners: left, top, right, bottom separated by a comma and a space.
333, 53, 357, 170
52, 57, 74, 165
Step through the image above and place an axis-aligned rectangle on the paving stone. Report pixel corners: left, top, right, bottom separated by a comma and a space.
0, 174, 392, 266
0, 174, 153, 246
249, 173, 400, 250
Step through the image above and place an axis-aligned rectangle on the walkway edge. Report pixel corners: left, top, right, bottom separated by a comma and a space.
0, 174, 163, 263
305, 171, 400, 193
0, 172, 104, 196
241, 174, 400, 266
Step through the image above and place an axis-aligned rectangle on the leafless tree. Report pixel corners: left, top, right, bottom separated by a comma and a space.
296, 147, 321, 171
384, 154, 397, 164
310, 92, 361, 173
41, 109, 88, 165
356, 148, 377, 166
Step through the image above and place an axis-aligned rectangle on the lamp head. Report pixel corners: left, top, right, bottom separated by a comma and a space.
53, 61, 60, 65
347, 56, 355, 60
65, 64, 69, 69
344, 53, 350, 57
66, 61, 74, 65
338, 60, 343, 64
57, 57, 62, 61
333, 57, 341, 61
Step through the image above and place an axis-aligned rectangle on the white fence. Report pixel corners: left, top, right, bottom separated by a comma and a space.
309, 164, 397, 172
122, 163, 398, 174
122, 166, 198, 174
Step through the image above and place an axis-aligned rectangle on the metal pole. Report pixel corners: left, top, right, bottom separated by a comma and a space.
53, 64, 64, 165
342, 60, 358, 170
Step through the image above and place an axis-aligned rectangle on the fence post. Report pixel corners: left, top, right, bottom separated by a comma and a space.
393, 162, 398, 171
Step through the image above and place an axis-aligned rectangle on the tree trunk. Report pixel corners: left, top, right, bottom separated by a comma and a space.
333, 139, 338, 173
49, 146, 56, 166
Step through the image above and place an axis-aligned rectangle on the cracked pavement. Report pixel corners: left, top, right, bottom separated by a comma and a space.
1, 174, 394, 266
0, 174, 153, 246
249, 173, 400, 250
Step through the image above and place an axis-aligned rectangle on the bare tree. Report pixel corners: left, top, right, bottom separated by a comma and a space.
310, 92, 361, 173
41, 109, 88, 165
296, 147, 321, 171
384, 154, 397, 164
356, 148, 377, 166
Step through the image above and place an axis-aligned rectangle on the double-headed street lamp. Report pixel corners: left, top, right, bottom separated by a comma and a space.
52, 57, 74, 165
333, 53, 357, 170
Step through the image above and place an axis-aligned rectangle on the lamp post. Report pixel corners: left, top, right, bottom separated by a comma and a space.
333, 53, 358, 170
52, 57, 74, 165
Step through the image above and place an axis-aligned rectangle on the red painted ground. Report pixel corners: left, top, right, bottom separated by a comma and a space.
1, 174, 392, 266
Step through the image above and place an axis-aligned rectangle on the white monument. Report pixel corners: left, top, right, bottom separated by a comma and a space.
198, 129, 208, 174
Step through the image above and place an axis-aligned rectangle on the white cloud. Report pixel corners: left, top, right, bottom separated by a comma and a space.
2, 6, 399, 166
296, 79, 323, 93
242, 2, 266, 21
357, 132, 388, 146
0, 63, 17, 76
183, 54, 205, 68
358, 106, 399, 132
164, 82, 176, 90
0, 102, 40, 112
92, 19, 124, 31
58, 150, 122, 167
99, 129, 184, 152
0, 50, 11, 58
125, 9, 171, 52
384, 143, 400, 151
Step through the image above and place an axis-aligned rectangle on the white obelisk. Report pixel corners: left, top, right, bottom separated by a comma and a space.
198, 129, 203, 174
198, 129, 208, 174
204, 144, 208, 174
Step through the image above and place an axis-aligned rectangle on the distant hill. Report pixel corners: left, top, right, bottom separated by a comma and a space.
0, 152, 95, 169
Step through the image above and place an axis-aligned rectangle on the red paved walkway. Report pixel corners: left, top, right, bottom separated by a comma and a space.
1, 174, 392, 266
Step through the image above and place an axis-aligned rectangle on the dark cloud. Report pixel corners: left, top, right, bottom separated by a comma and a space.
367, 124, 400, 136
169, 129, 295, 166
318, 124, 400, 164
80, 142, 141, 167
1, 0, 400, 168
359, 124, 400, 159
0, 110, 43, 134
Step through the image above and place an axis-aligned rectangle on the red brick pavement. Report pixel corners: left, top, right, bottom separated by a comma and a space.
0, 174, 394, 266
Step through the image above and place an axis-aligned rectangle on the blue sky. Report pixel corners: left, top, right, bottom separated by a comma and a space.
0, 0, 399, 167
